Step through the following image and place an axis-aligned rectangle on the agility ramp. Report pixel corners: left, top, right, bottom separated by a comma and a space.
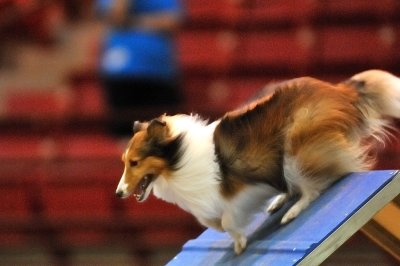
167, 170, 400, 266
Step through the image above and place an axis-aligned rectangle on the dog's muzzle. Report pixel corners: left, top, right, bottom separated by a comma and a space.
115, 190, 124, 198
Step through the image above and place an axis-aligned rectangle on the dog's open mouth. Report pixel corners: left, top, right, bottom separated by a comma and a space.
134, 174, 154, 202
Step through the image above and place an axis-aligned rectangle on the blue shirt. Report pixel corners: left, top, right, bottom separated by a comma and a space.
97, 0, 182, 79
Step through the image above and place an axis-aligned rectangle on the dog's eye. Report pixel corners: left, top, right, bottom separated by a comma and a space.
129, 160, 138, 167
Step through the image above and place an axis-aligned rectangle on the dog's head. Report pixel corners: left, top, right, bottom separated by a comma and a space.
115, 117, 183, 202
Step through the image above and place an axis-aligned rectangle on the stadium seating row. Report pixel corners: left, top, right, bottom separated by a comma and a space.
1, 25, 399, 124
178, 25, 400, 75
1, 82, 105, 121
184, 0, 400, 29
0, 0, 400, 28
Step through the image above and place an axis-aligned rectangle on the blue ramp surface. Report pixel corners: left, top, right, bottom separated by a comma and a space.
167, 170, 400, 266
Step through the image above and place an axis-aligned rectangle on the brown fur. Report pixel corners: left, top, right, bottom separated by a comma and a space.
214, 77, 369, 197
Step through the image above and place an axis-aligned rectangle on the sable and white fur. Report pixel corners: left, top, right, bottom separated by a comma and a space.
116, 70, 400, 254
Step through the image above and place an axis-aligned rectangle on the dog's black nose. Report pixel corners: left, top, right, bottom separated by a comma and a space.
116, 191, 124, 198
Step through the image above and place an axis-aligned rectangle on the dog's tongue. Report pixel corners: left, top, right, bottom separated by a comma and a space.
134, 175, 152, 202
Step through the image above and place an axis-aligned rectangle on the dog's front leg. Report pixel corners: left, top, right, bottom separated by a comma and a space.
198, 217, 224, 232
221, 212, 247, 255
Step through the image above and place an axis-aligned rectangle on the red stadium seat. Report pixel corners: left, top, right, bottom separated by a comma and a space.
184, 0, 242, 27
319, 0, 396, 19
242, 0, 317, 26
318, 26, 393, 67
123, 195, 203, 251
41, 184, 113, 220
69, 83, 107, 119
38, 158, 123, 246
3, 89, 72, 120
182, 77, 284, 119
124, 195, 197, 226
0, 135, 55, 160
0, 186, 31, 221
140, 227, 201, 249
395, 27, 400, 62
0, 161, 33, 220
375, 122, 400, 170
225, 78, 280, 106
55, 134, 122, 159
177, 31, 237, 74
233, 28, 314, 72
182, 78, 231, 116
40, 159, 121, 221
0, 156, 43, 248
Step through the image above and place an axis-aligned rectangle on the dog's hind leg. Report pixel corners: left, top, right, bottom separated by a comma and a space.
280, 155, 334, 224
281, 138, 364, 224
266, 193, 289, 213
280, 188, 320, 224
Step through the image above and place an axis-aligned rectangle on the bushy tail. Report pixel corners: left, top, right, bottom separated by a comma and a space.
342, 70, 400, 148
339, 70, 400, 170
349, 69, 400, 119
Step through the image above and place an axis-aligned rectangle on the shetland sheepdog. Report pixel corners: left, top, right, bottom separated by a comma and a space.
116, 70, 400, 254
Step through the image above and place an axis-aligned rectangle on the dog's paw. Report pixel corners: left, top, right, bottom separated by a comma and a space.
281, 193, 318, 224
234, 235, 247, 255
281, 204, 302, 224
281, 207, 300, 224
266, 193, 288, 213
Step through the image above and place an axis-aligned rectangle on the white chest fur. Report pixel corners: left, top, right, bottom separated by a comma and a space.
152, 115, 225, 220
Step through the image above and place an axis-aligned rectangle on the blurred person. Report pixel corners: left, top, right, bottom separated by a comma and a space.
96, 0, 183, 135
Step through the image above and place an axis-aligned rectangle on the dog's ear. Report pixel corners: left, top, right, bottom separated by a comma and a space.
133, 121, 148, 134
147, 119, 168, 143
133, 121, 141, 134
